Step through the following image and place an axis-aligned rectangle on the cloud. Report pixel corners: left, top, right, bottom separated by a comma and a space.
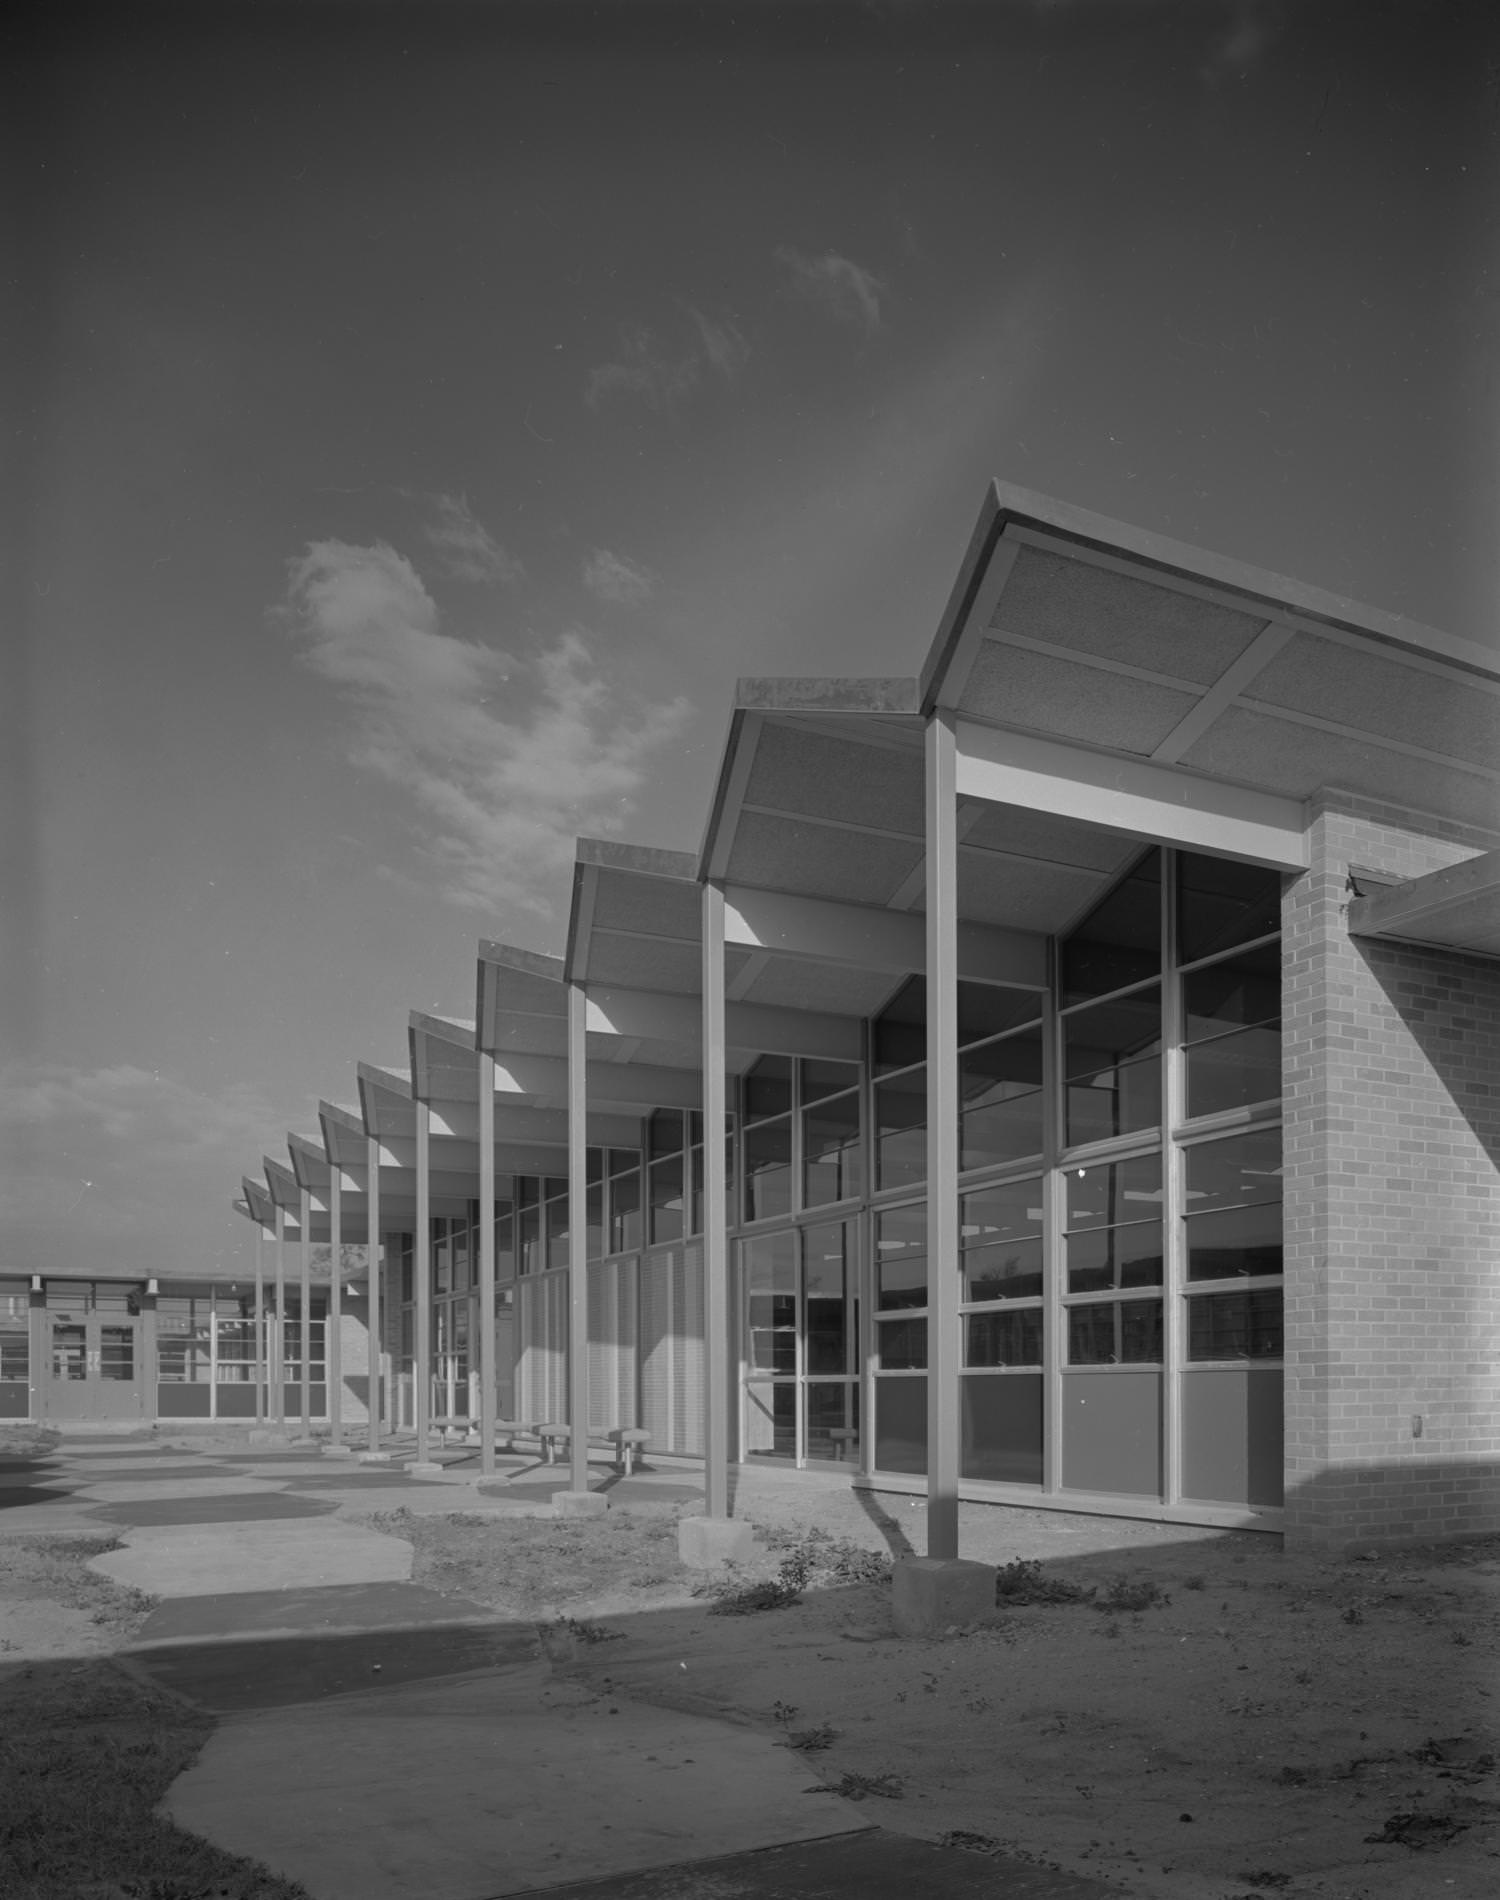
583, 548, 655, 607
586, 309, 748, 409
776, 248, 886, 334
423, 492, 525, 585
0, 1062, 282, 1159
283, 540, 691, 916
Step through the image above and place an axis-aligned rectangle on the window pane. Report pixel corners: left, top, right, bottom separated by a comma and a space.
743, 1055, 792, 1123
1183, 942, 1280, 1041
801, 1058, 860, 1104
805, 1380, 859, 1462
878, 1315, 927, 1369
1061, 849, 1161, 1005
648, 1109, 685, 1160
876, 1203, 926, 1310
1185, 1128, 1282, 1212
1066, 1154, 1163, 1229
546, 1197, 569, 1271
609, 1168, 641, 1253
966, 1308, 1042, 1367
1177, 853, 1282, 965
1186, 1024, 1281, 1118
649, 1154, 685, 1244
804, 1092, 862, 1206
99, 1326, 135, 1380
873, 975, 925, 1074
742, 1118, 792, 1223
1068, 1299, 1162, 1365
957, 982, 1043, 1047
804, 1222, 852, 1374
1188, 1288, 1283, 1360
876, 1070, 926, 1189
1064, 989, 1161, 1145
961, 1028, 1044, 1169
964, 1237, 1043, 1303
744, 1380, 797, 1458
53, 1324, 86, 1380
1067, 1222, 1163, 1292
1186, 1203, 1283, 1280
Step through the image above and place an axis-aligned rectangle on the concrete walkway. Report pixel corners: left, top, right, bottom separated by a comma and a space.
3, 1431, 1130, 1898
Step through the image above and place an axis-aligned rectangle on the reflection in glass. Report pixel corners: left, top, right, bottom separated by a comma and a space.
876, 1204, 926, 1309
876, 1071, 926, 1188
1188, 1288, 1283, 1360
742, 1118, 792, 1222
1061, 848, 1161, 1005
960, 1028, 1044, 1169
1067, 1299, 1162, 1364
803, 1092, 862, 1206
1176, 853, 1281, 965
878, 1315, 927, 1369
966, 1308, 1043, 1367
1064, 989, 1161, 1144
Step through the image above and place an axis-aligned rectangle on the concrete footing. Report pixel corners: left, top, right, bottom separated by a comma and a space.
554, 1490, 609, 1518
407, 1461, 444, 1480
891, 1556, 996, 1636
678, 1515, 757, 1569
356, 1450, 394, 1465
320, 1443, 355, 1459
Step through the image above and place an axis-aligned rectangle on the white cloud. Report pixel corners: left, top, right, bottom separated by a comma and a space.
423, 492, 525, 585
583, 548, 655, 607
586, 310, 748, 409
0, 1062, 282, 1158
283, 540, 691, 917
776, 248, 886, 334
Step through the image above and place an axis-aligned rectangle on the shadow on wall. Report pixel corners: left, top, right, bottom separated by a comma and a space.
1355, 935, 1500, 1165
1284, 1458, 1500, 1555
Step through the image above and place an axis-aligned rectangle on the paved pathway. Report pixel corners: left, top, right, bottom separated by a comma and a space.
2, 1431, 1130, 1898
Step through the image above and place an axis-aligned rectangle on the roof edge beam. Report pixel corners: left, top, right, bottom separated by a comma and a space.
722, 883, 1048, 989
954, 721, 1309, 871
1347, 847, 1500, 952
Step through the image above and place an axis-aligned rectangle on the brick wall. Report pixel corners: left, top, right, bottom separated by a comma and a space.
1283, 793, 1500, 1550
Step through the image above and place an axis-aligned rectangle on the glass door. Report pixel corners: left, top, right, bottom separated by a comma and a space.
45, 1282, 144, 1422
740, 1219, 859, 1467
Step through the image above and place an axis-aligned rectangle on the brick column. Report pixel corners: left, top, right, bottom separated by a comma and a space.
1283, 794, 1500, 1551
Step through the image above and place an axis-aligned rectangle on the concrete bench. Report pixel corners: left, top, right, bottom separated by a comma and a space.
537, 1422, 651, 1475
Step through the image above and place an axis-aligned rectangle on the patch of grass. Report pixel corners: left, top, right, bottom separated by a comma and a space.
702, 1530, 893, 1616
993, 1559, 1093, 1606
0, 1426, 60, 1458
785, 1724, 840, 1751
367, 1507, 688, 1613
817, 1770, 903, 1801
0, 1534, 156, 1644
0, 1659, 310, 1900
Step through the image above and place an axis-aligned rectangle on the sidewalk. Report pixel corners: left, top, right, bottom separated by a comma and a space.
6, 1431, 1130, 1899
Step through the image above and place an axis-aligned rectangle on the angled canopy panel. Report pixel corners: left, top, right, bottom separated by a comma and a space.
1348, 849, 1500, 959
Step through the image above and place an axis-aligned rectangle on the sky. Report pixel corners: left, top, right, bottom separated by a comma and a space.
5, 0, 1498, 1281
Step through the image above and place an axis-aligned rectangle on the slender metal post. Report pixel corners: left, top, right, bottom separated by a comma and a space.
478, 1049, 496, 1477
328, 1164, 343, 1447
702, 880, 730, 1518
366, 1133, 382, 1453
567, 982, 591, 1495
253, 1224, 265, 1423
415, 1098, 432, 1458
925, 709, 961, 1560
299, 1186, 312, 1428
272, 1200, 286, 1425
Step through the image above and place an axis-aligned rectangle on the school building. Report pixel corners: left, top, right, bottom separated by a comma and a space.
9, 485, 1498, 1556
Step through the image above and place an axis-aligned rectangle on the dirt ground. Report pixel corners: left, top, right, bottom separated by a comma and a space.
368, 1477, 1500, 1900
3, 1428, 1497, 1900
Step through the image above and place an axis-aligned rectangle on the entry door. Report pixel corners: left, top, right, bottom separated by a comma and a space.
48, 1313, 144, 1422
740, 1219, 860, 1466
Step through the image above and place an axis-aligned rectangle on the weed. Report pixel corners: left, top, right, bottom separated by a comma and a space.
1341, 1604, 1365, 1626
1237, 1872, 1292, 1890
1182, 1575, 1206, 1591
816, 1771, 904, 1801
785, 1725, 839, 1751
1451, 1630, 1472, 1646
547, 1616, 621, 1644
993, 1559, 1092, 1606
755, 1526, 894, 1585
1100, 1619, 1121, 1639
1094, 1576, 1170, 1614
707, 1576, 802, 1615
771, 1700, 799, 1725
1293, 1669, 1313, 1686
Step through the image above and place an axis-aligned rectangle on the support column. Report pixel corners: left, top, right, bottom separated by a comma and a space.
327, 1165, 344, 1451
558, 980, 605, 1516
412, 1099, 436, 1472
478, 1049, 497, 1478
893, 709, 991, 1632
253, 1225, 265, 1424
364, 1133, 386, 1461
679, 879, 755, 1568
271, 1201, 286, 1426
299, 1186, 312, 1429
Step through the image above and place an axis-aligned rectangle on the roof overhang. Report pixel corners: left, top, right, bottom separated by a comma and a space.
1348, 849, 1500, 960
